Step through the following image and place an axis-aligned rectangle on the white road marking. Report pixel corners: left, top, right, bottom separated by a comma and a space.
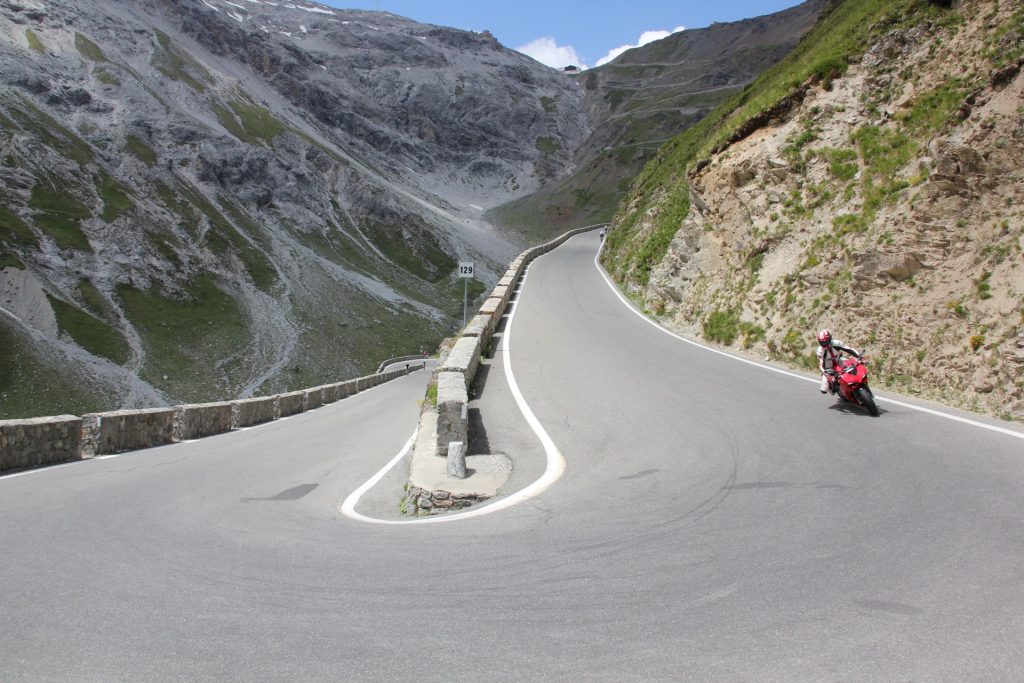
0, 460, 82, 479
340, 263, 567, 524
339, 431, 417, 522
593, 236, 1024, 441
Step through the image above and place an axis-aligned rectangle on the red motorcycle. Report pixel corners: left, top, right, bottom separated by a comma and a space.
826, 355, 879, 417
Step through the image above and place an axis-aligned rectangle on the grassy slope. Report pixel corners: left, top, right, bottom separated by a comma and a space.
602, 0, 955, 286
0, 316, 112, 419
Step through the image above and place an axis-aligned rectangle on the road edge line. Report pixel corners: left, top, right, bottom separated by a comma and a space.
339, 262, 567, 525
593, 237, 1024, 441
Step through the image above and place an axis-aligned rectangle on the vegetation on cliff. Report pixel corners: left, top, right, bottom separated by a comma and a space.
603, 0, 1024, 420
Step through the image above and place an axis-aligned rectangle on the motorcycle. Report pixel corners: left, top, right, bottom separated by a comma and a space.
826, 354, 879, 417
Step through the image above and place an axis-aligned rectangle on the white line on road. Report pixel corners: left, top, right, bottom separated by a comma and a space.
593, 236, 1024, 441
340, 263, 567, 524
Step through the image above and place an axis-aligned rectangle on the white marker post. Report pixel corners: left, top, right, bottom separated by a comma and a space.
458, 261, 474, 327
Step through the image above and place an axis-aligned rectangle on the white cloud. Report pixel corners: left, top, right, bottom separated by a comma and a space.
515, 37, 587, 70
595, 25, 686, 67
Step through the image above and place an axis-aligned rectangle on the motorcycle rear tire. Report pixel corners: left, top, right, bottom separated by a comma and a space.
856, 387, 879, 417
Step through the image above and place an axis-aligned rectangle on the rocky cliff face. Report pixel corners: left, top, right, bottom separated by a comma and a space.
0, 0, 587, 417
607, 0, 1024, 420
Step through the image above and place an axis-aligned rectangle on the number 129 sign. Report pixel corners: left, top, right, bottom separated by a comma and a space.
458, 262, 475, 278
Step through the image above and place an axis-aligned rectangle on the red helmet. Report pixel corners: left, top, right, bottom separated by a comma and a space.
817, 329, 832, 347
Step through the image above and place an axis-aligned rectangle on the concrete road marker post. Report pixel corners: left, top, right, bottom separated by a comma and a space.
447, 441, 467, 479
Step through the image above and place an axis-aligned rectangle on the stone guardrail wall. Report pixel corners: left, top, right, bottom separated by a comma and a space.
0, 365, 423, 474
424, 224, 606, 460
376, 354, 429, 374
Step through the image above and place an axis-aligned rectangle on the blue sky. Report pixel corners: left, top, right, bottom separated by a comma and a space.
320, 1, 808, 68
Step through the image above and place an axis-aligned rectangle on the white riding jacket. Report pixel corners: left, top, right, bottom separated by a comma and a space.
817, 339, 860, 374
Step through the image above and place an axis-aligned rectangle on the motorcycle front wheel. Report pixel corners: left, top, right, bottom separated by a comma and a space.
856, 386, 879, 417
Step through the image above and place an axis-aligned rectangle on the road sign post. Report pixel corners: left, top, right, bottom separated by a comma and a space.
458, 261, 474, 327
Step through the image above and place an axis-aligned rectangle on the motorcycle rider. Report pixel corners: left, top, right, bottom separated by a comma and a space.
816, 329, 862, 394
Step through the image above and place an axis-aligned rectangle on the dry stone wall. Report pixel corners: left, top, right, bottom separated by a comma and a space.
83, 408, 177, 456
305, 388, 325, 411
1, 366, 421, 474
435, 371, 469, 457
232, 396, 278, 428
277, 391, 307, 417
0, 416, 82, 472
176, 402, 234, 441
463, 314, 494, 340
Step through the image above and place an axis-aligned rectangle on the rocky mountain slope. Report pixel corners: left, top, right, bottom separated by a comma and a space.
490, 0, 827, 240
0, 0, 586, 418
603, 0, 1024, 420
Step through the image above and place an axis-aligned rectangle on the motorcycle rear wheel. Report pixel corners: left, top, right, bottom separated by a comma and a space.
856, 387, 879, 417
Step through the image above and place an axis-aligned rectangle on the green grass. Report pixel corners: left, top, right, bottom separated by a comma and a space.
985, 7, 1024, 66
832, 213, 868, 235
820, 147, 859, 180
173, 180, 277, 291
153, 29, 211, 93
154, 180, 200, 234
46, 293, 130, 365
0, 201, 38, 248
540, 96, 557, 113
0, 317, 110, 419
976, 271, 993, 300
447, 277, 487, 317
74, 32, 107, 62
899, 78, 969, 137
275, 282, 447, 391
536, 137, 562, 155
25, 28, 45, 53
147, 232, 183, 269
747, 251, 766, 273
94, 67, 121, 86
219, 199, 279, 291
97, 170, 134, 222
366, 220, 456, 283
741, 323, 766, 349
212, 96, 284, 146
601, 0, 955, 288
604, 177, 689, 285
6, 97, 94, 165
78, 279, 115, 320
117, 274, 251, 401
636, 185, 689, 285
212, 102, 246, 141
607, 89, 629, 111
703, 310, 741, 345
0, 251, 25, 269
289, 221, 371, 272
852, 124, 915, 216
125, 135, 157, 166
229, 97, 285, 144
28, 176, 92, 252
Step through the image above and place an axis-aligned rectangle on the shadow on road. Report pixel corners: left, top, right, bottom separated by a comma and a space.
826, 399, 887, 417
468, 407, 490, 455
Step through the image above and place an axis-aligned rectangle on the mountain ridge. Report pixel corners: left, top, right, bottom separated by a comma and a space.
0, 0, 585, 418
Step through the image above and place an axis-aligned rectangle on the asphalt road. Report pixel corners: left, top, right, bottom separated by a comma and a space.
2, 233, 1024, 681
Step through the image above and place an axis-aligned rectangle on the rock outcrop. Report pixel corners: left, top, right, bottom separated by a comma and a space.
607, 0, 1024, 420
